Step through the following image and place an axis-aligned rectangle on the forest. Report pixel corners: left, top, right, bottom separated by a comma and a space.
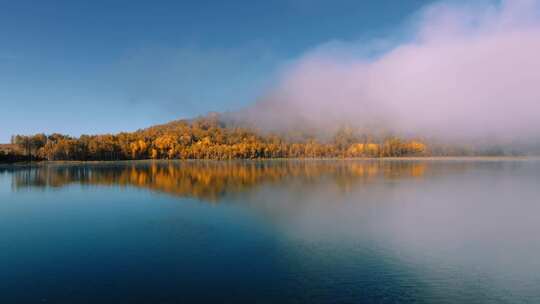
2, 114, 493, 163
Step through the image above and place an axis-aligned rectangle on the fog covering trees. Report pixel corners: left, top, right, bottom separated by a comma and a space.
5, 114, 441, 162
237, 0, 540, 148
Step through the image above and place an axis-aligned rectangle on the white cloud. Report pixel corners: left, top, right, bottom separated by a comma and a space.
246, 0, 540, 144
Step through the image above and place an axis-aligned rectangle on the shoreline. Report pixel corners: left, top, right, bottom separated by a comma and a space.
1, 156, 538, 167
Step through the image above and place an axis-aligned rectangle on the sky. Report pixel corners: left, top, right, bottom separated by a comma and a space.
0, 0, 433, 142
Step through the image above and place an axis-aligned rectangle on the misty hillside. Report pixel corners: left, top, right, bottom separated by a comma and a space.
2, 113, 525, 163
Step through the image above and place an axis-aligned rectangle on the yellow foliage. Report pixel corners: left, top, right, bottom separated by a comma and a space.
10, 114, 439, 161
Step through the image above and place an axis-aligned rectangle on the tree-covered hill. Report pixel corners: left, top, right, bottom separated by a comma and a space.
4, 113, 505, 162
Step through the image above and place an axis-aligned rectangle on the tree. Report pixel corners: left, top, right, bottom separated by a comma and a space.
7, 114, 454, 161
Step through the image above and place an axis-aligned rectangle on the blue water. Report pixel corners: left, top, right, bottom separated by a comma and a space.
1, 160, 539, 303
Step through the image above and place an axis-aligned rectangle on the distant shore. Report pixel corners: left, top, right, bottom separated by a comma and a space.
1, 156, 537, 168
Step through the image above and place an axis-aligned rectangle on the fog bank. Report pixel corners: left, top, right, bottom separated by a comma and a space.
240, 0, 540, 145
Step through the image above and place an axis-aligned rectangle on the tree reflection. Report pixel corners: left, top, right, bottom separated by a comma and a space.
8, 160, 443, 202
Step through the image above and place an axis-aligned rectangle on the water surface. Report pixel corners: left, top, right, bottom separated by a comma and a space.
1, 159, 539, 303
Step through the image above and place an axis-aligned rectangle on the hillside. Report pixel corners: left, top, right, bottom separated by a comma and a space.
3, 113, 513, 162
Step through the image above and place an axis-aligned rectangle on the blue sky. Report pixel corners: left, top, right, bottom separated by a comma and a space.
0, 0, 433, 142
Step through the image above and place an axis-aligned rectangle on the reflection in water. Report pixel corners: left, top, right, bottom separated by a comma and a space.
7, 160, 439, 201
1, 159, 540, 303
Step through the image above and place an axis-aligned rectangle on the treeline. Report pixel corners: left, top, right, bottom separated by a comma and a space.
0, 144, 29, 163
0, 150, 27, 163
8, 116, 429, 162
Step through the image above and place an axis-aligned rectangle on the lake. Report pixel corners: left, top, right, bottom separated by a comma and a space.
1, 159, 539, 303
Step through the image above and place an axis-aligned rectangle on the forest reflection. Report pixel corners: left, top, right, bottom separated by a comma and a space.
7, 160, 466, 202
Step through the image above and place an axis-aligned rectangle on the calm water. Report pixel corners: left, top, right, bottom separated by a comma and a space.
1, 159, 539, 303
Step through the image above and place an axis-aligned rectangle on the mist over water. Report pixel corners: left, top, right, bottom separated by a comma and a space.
239, 0, 540, 147
1, 159, 540, 303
